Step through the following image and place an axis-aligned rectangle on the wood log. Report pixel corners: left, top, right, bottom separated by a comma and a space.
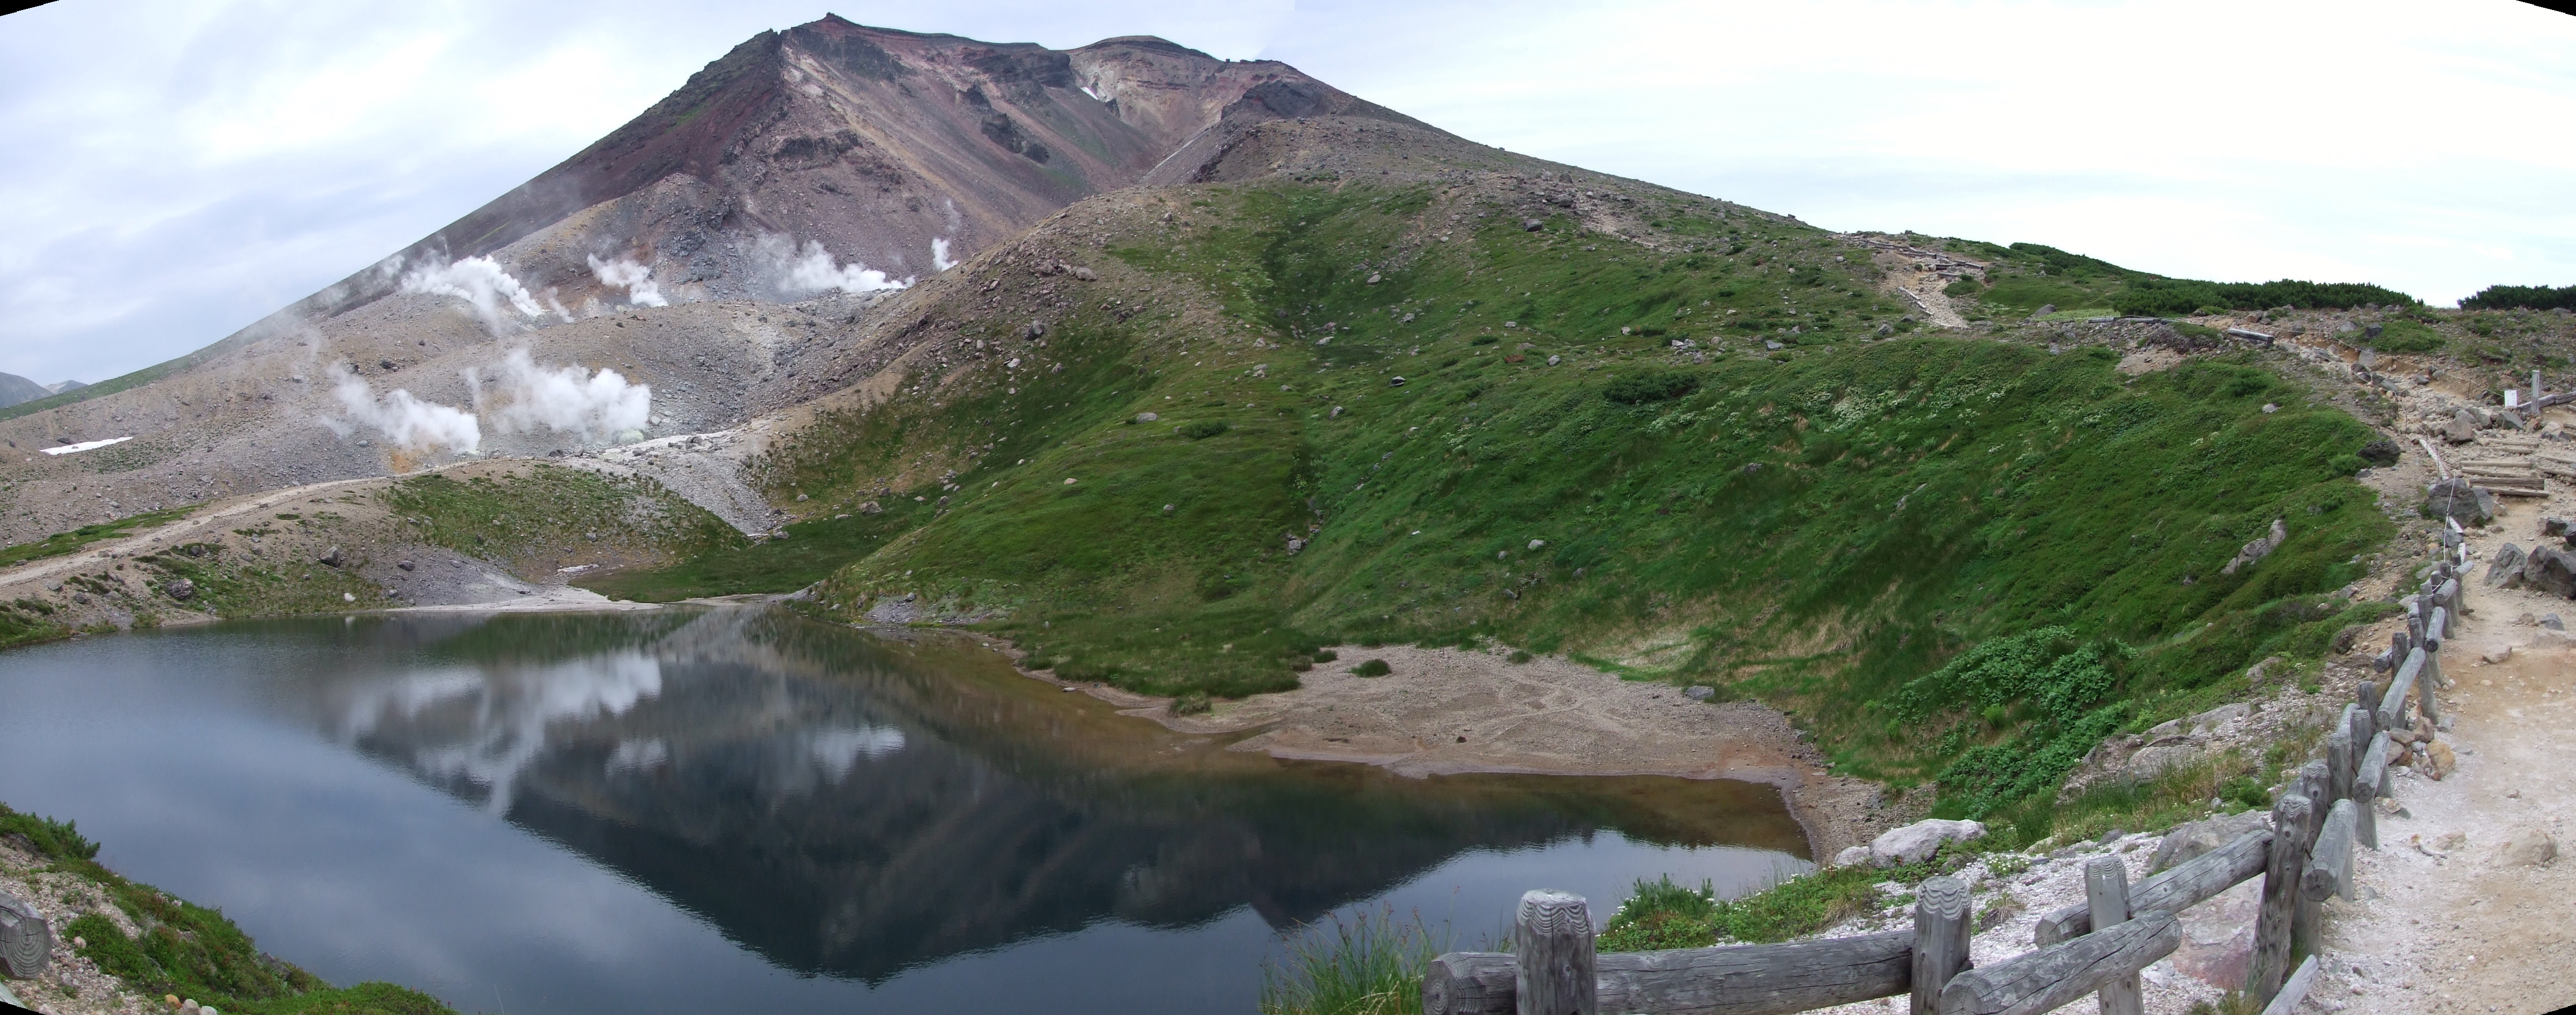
1423, 934, 1915, 1015
2250, 795, 2312, 1002
2085, 858, 2143, 1015
0, 890, 49, 979
2352, 686, 2380, 757
2260, 955, 2321, 1015
2437, 578, 2461, 616
2426, 606, 2447, 650
1517, 891, 1597, 1015
1912, 877, 1971, 1015
2302, 799, 2358, 904
2378, 649, 2423, 733
2033, 829, 2270, 945
1937, 913, 2178, 1015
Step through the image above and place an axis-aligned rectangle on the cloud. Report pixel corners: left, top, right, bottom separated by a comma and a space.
587, 254, 666, 307
399, 255, 545, 332
757, 233, 910, 295
474, 348, 651, 442
329, 367, 482, 455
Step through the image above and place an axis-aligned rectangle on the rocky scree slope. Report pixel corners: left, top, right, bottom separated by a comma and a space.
0, 16, 1417, 543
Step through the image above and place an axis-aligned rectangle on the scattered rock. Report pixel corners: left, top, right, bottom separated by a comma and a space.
1521, 218, 1544, 231
2221, 519, 2287, 574
2244, 655, 2289, 684
2545, 613, 2565, 631
2444, 409, 2480, 443
1683, 685, 1715, 701
2481, 646, 2514, 665
2496, 827, 2558, 867
162, 578, 194, 600
2028, 304, 2056, 319
395, 560, 414, 571
2190, 702, 2250, 734
1135, 412, 1159, 423
2357, 439, 2400, 466
1833, 845, 1872, 867
2544, 517, 2573, 538
858, 501, 883, 515
2425, 741, 2456, 780
1868, 818, 1985, 865
2149, 810, 2271, 874
317, 547, 343, 568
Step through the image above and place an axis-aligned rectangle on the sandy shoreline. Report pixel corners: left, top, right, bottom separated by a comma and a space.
1001, 641, 1900, 862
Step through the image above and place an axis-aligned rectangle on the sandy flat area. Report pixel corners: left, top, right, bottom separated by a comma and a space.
1064, 643, 1900, 860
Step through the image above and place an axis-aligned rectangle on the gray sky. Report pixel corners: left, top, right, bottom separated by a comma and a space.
3, 0, 2571, 386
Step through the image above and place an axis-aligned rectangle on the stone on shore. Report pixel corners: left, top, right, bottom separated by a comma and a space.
1867, 818, 1986, 865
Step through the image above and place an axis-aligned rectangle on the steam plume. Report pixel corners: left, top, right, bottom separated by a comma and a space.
931, 238, 957, 272
587, 255, 668, 307
330, 368, 482, 455
475, 349, 651, 442
400, 255, 545, 333
758, 234, 910, 295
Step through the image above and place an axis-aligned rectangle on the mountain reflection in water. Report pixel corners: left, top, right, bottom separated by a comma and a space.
0, 607, 1812, 1009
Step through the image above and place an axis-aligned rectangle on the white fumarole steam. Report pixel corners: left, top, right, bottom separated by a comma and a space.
758, 234, 911, 294
400, 255, 545, 332
587, 255, 668, 307
931, 238, 957, 272
330, 368, 482, 455
474, 349, 651, 442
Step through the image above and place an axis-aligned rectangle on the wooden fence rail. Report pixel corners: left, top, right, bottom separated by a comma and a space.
1428, 612, 2448, 1015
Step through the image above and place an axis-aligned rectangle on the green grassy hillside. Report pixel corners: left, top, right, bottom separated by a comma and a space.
612, 177, 2396, 823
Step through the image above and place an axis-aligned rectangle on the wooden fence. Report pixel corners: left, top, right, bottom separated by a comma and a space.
1426, 550, 2467, 1015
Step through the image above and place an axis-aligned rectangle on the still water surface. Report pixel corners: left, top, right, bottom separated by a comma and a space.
0, 608, 1810, 1013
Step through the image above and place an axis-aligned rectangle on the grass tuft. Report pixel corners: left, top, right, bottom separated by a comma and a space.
1258, 906, 1450, 1015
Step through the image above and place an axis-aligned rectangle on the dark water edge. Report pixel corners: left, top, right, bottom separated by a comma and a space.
0, 608, 1813, 1014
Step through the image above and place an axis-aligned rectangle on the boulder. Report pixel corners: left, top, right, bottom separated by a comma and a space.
2545, 613, 2566, 631
2127, 742, 2202, 782
163, 578, 195, 601
2148, 810, 2270, 874
2030, 304, 2056, 320
317, 547, 344, 568
2486, 543, 2529, 588
1683, 685, 1715, 700
1868, 818, 1986, 865
2424, 478, 2496, 526
2544, 517, 2573, 538
2357, 438, 2400, 465
2496, 827, 2558, 867
1833, 845, 1873, 868
0, 889, 47, 978
2524, 547, 2576, 598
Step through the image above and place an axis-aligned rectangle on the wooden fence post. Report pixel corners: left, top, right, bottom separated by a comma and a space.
2355, 732, 2389, 850
2250, 794, 2312, 1001
1515, 891, 1596, 1015
1911, 876, 1970, 1014
2326, 721, 2354, 806
2419, 650, 2443, 723
2084, 858, 2143, 1015
2297, 762, 2330, 835
2376, 649, 2422, 738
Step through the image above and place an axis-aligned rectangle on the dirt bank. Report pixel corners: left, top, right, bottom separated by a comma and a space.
1051, 643, 1904, 862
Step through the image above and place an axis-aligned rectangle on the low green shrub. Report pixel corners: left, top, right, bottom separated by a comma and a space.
1180, 420, 1232, 439
1352, 659, 1392, 677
